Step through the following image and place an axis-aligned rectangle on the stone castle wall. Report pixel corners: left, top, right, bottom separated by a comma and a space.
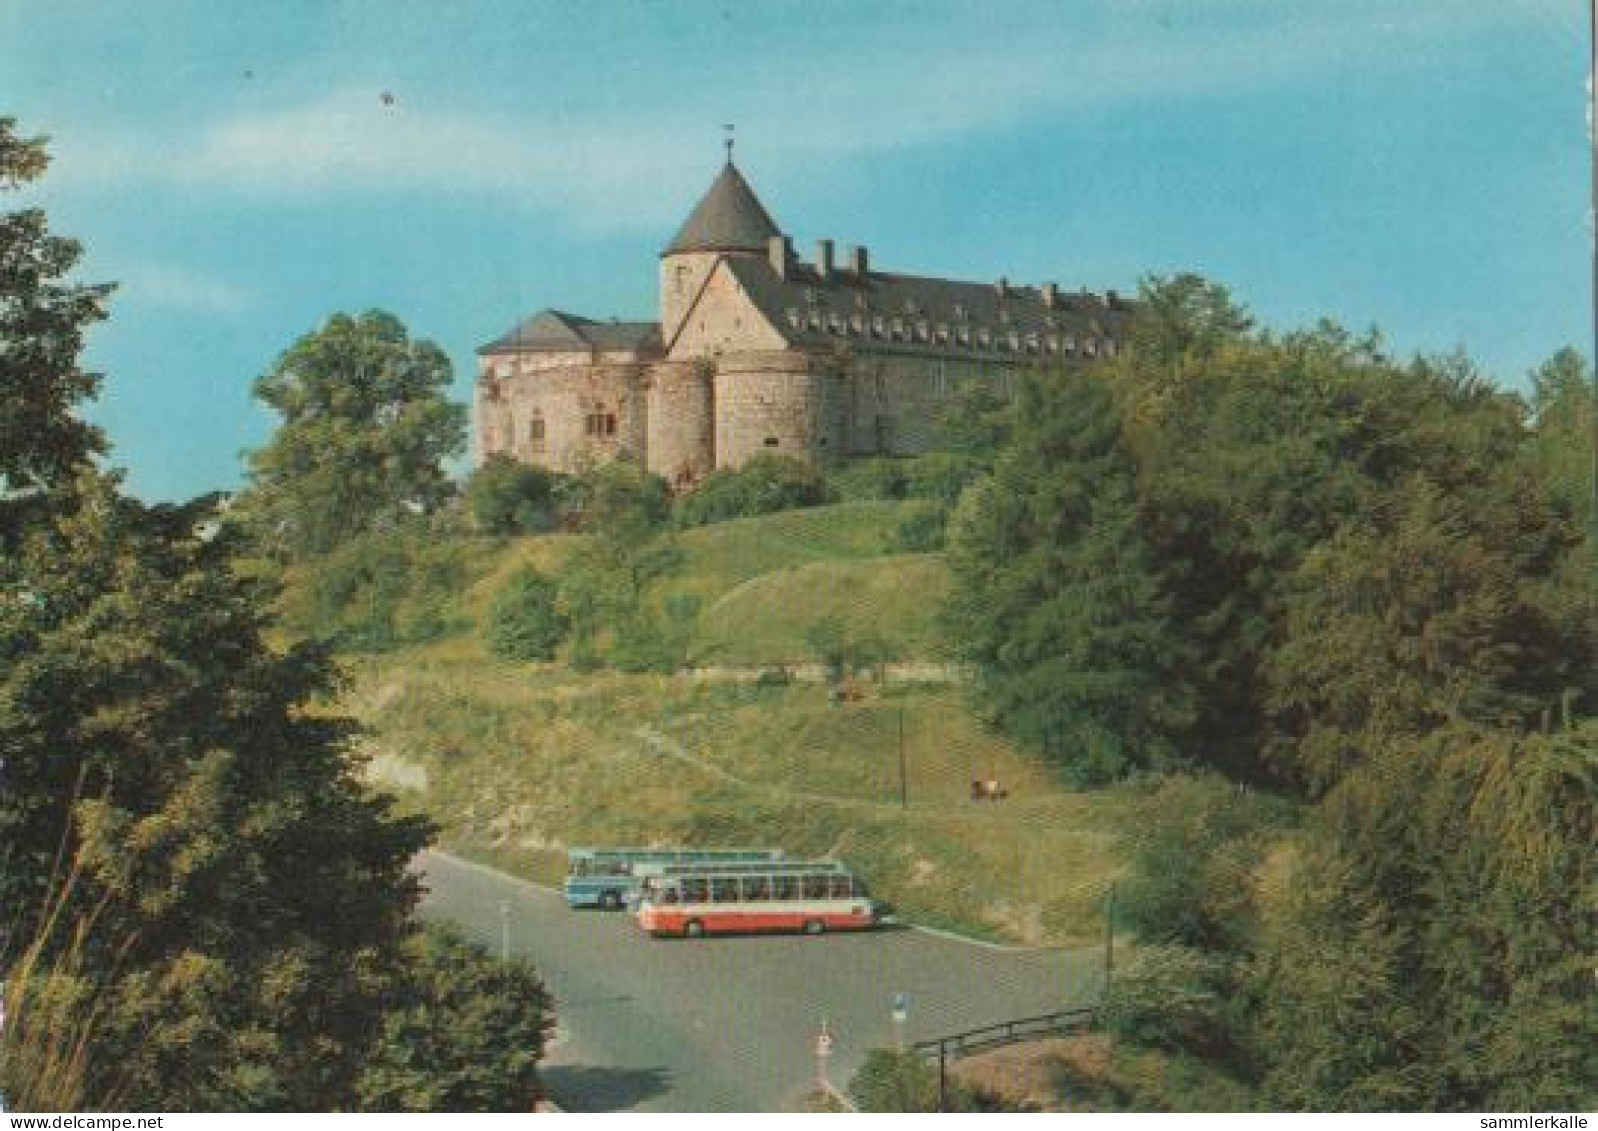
644, 360, 715, 485
476, 353, 647, 474
711, 350, 839, 468
478, 347, 1030, 476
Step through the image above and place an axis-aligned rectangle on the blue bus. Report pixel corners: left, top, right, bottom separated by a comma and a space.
563, 847, 786, 909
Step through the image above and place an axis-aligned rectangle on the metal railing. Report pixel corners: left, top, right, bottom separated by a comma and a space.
912, 1005, 1098, 1111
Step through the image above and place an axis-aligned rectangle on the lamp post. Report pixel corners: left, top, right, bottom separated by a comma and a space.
498, 899, 511, 962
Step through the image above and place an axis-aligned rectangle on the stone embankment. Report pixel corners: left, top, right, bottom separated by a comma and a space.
676, 661, 970, 685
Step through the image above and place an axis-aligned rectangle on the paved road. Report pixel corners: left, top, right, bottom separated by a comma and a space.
418, 850, 1105, 1112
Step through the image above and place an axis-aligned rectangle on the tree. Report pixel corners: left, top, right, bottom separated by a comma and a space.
484, 565, 568, 661
1265, 475, 1588, 793
0, 475, 433, 1107
0, 118, 111, 523
1525, 347, 1595, 530
943, 369, 1193, 783
355, 925, 554, 1112
1250, 726, 1597, 1110
464, 454, 560, 535
237, 310, 465, 558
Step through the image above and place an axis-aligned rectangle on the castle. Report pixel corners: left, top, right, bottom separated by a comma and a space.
475, 157, 1132, 486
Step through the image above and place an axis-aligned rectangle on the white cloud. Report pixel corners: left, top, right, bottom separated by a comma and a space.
108, 262, 252, 314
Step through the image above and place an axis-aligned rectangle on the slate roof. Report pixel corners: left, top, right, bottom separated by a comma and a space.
717, 256, 1133, 361
663, 161, 782, 256
478, 309, 662, 356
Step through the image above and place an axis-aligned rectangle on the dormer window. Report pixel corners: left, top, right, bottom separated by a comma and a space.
786, 308, 801, 329
956, 326, 970, 346
977, 328, 992, 348
891, 317, 906, 339
915, 320, 929, 342
1025, 332, 1040, 353
1063, 334, 1077, 355
1104, 338, 1118, 357
872, 315, 886, 337
952, 303, 966, 321
1083, 338, 1099, 358
935, 323, 950, 344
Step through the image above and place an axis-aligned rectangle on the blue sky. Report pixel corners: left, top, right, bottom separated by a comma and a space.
2, 0, 1589, 501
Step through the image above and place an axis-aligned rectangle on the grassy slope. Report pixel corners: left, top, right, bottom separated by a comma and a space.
344, 502, 1131, 945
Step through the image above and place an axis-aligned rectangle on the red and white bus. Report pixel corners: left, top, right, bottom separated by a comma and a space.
636, 860, 881, 938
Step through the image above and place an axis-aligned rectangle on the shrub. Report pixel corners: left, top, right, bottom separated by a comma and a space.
464, 454, 561, 534
675, 454, 830, 527
1117, 775, 1285, 954
1099, 945, 1235, 1056
355, 924, 555, 1112
295, 526, 471, 650
890, 501, 949, 551
484, 566, 568, 661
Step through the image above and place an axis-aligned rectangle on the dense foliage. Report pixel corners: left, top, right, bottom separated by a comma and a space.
940, 274, 1597, 1110
484, 565, 568, 661
0, 119, 110, 534
464, 454, 563, 535
946, 276, 1595, 792
355, 925, 554, 1111
235, 309, 465, 558
674, 452, 829, 527
0, 123, 552, 1111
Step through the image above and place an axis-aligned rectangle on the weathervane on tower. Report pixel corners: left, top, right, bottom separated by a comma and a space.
723, 123, 735, 165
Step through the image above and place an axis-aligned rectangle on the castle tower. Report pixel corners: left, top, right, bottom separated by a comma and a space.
659, 159, 783, 346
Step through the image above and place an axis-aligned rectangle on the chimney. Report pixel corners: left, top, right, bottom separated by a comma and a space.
1107, 288, 1121, 308
1041, 282, 1059, 309
769, 234, 793, 280
995, 276, 1009, 298
848, 244, 869, 277
816, 239, 835, 281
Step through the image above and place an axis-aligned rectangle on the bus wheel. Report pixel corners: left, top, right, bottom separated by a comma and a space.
684, 919, 705, 939
600, 890, 622, 910
803, 919, 826, 936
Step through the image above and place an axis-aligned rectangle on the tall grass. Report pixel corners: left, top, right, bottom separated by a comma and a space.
0, 848, 135, 1112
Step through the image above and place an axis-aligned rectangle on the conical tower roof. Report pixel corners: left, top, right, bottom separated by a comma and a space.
664, 161, 781, 255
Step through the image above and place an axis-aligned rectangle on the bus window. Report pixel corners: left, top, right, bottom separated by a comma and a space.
661, 884, 680, 905
803, 874, 830, 900
829, 875, 853, 898
683, 878, 709, 903
742, 876, 771, 901
773, 875, 798, 901
712, 877, 740, 903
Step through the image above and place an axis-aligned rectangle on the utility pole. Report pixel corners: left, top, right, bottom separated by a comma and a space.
1103, 882, 1117, 993
897, 705, 908, 809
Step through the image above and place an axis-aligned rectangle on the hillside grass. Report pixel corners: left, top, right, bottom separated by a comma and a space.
329, 501, 1132, 945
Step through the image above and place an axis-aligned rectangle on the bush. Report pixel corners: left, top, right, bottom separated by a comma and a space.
563, 459, 670, 536
890, 501, 949, 551
1117, 775, 1285, 954
484, 566, 568, 661
355, 925, 555, 1112
1099, 945, 1235, 1056
849, 1049, 954, 1112
674, 454, 830, 527
293, 525, 471, 650
464, 454, 561, 534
